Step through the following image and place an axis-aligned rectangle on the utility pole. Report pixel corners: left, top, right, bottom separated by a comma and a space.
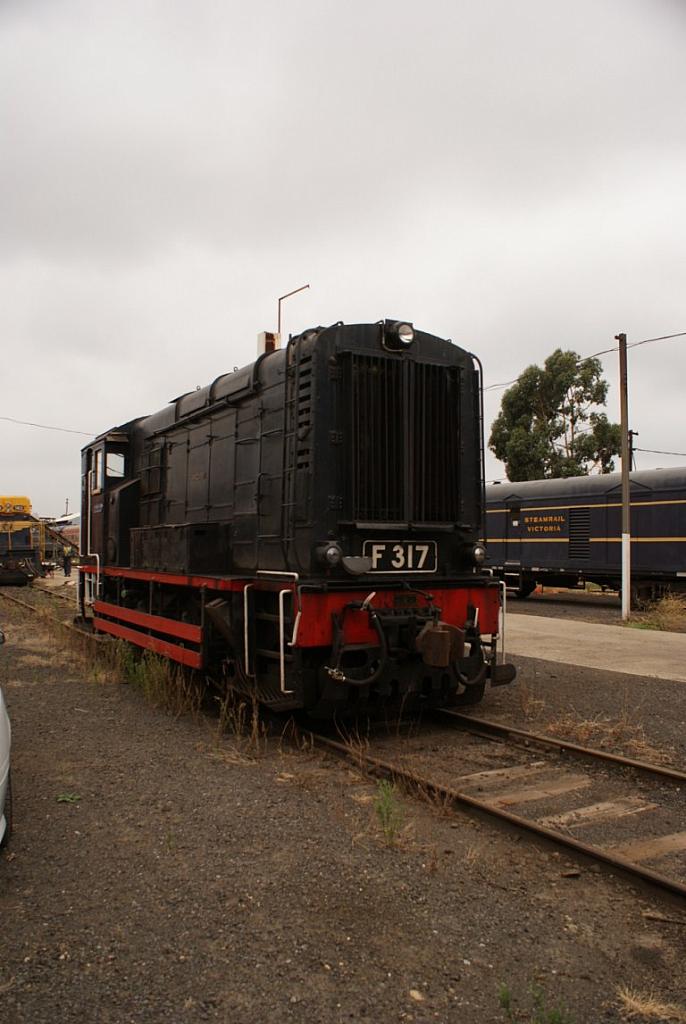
628, 429, 638, 470
615, 333, 631, 620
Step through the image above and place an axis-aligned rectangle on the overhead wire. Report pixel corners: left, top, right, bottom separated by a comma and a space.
0, 415, 92, 436
635, 447, 686, 459
628, 330, 686, 350
482, 330, 686, 393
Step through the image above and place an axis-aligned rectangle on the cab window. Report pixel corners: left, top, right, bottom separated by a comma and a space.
92, 450, 103, 492
106, 452, 125, 480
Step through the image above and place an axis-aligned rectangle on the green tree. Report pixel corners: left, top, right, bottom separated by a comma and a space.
488, 349, 621, 481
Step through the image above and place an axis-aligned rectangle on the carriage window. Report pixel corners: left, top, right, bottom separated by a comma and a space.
106, 452, 125, 480
92, 449, 103, 492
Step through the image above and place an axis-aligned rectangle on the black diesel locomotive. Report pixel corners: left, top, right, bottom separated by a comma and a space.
79, 320, 515, 715
486, 468, 686, 604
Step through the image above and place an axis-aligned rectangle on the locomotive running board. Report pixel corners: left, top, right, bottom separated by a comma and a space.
93, 599, 203, 669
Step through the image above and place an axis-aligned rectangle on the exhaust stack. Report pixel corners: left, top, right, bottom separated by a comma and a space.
257, 331, 280, 355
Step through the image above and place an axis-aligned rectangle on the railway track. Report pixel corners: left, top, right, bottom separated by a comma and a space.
306, 710, 686, 900
0, 585, 100, 643
31, 580, 78, 604
0, 585, 75, 615
5, 583, 685, 899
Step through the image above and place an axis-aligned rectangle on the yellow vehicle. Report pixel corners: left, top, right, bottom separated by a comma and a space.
0, 496, 40, 584
1, 496, 31, 516
0, 496, 79, 585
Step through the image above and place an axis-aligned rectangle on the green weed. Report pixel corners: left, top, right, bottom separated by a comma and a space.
498, 982, 574, 1023
114, 643, 202, 718
499, 983, 515, 1022
374, 779, 403, 846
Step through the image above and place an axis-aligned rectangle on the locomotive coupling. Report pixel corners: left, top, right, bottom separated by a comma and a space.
415, 622, 465, 668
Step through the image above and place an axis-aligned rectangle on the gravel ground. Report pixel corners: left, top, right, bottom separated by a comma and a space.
2, 596, 686, 1024
481, 653, 686, 768
500, 589, 686, 765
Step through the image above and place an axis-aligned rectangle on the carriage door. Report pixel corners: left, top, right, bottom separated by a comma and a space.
503, 502, 523, 587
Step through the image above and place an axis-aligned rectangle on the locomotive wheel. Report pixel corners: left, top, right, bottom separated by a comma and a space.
514, 580, 537, 599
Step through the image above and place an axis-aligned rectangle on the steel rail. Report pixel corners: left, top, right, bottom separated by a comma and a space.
434, 708, 686, 783
0, 590, 63, 615
307, 730, 686, 900
33, 586, 76, 604
0, 590, 108, 643
0, 590, 50, 611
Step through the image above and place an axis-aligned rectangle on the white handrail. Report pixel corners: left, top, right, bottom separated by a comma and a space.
279, 589, 295, 694
86, 469, 100, 606
499, 580, 507, 663
243, 583, 255, 678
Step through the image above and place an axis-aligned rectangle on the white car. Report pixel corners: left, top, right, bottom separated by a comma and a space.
0, 630, 11, 848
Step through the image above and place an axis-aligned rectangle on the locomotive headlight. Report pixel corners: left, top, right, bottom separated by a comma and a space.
396, 322, 415, 345
472, 544, 487, 565
317, 542, 343, 567
383, 319, 415, 351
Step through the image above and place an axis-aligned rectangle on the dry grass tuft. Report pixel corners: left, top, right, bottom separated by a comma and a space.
517, 679, 546, 720
544, 709, 672, 764
334, 721, 371, 766
617, 985, 686, 1022
630, 593, 686, 633
215, 691, 266, 756
42, 615, 121, 684
419, 785, 457, 818
277, 717, 316, 757
465, 844, 479, 867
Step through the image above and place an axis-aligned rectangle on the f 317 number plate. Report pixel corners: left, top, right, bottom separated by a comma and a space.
363, 540, 437, 573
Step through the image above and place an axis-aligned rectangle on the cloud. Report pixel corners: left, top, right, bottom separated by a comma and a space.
1, 0, 685, 511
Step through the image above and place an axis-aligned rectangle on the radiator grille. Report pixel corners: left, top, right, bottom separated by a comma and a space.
410, 361, 461, 521
346, 354, 461, 522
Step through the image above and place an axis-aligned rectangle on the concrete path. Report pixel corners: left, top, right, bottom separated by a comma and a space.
504, 614, 686, 682
34, 573, 76, 592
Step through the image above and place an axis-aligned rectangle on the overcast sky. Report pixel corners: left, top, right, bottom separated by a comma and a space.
2, 0, 685, 516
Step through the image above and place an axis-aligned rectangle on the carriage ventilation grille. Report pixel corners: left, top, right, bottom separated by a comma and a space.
568, 507, 590, 559
346, 354, 461, 522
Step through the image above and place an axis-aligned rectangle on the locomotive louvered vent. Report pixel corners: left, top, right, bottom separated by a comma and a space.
141, 445, 163, 496
568, 507, 590, 559
346, 354, 461, 522
296, 354, 312, 471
